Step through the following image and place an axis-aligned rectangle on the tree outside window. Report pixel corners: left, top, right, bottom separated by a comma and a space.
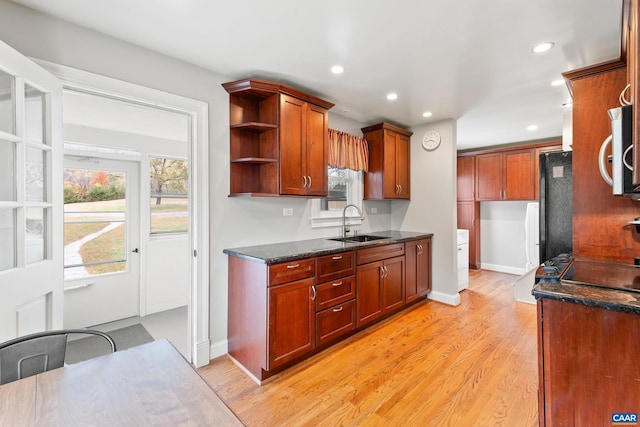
149, 157, 188, 234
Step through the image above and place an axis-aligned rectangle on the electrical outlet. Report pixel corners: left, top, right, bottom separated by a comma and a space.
283, 208, 294, 216
371, 207, 378, 214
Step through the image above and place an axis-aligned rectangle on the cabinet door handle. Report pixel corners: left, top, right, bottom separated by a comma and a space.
398, 185, 402, 194
307, 176, 312, 188
380, 265, 388, 278
311, 285, 316, 301
303, 176, 308, 188
332, 306, 343, 312
332, 255, 343, 260
286, 264, 300, 269
332, 281, 343, 287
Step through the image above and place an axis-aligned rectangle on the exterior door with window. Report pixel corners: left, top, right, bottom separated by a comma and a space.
0, 40, 63, 342
63, 157, 140, 328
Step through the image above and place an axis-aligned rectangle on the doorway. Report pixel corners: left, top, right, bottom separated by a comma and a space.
34, 59, 211, 366
61, 89, 193, 359
63, 157, 141, 328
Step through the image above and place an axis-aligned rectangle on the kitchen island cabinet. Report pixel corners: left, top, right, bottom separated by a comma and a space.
224, 231, 431, 383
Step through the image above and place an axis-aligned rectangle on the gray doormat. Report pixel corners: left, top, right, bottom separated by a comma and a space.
65, 324, 154, 364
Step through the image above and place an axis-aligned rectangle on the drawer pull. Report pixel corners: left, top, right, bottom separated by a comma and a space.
332, 255, 343, 260
332, 281, 343, 287
286, 264, 300, 269
332, 306, 344, 312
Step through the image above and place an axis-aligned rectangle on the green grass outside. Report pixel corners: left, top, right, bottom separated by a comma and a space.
64, 222, 109, 246
80, 224, 126, 275
65, 199, 188, 275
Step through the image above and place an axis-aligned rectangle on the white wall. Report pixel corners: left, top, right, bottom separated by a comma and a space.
480, 201, 529, 275
0, 1, 401, 355
393, 120, 460, 306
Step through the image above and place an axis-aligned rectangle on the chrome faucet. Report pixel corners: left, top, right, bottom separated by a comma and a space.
342, 204, 363, 240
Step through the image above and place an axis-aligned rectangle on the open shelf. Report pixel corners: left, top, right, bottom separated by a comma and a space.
230, 122, 278, 132
230, 157, 278, 164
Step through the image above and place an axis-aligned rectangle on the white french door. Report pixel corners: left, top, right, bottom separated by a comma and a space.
0, 40, 63, 342
63, 157, 141, 328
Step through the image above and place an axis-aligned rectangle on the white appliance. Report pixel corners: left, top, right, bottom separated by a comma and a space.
514, 202, 539, 304
457, 229, 469, 291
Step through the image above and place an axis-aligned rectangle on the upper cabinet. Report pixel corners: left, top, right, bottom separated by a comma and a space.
361, 122, 413, 200
469, 143, 562, 202
476, 149, 536, 201
223, 79, 334, 197
456, 155, 475, 201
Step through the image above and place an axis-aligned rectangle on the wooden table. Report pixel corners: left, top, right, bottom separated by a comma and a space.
0, 339, 243, 426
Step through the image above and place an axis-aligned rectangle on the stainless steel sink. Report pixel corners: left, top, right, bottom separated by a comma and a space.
328, 234, 388, 243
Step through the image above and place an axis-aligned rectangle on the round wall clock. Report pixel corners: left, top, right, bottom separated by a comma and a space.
422, 130, 441, 151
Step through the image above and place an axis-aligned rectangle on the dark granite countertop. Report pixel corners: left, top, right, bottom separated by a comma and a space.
223, 230, 433, 264
533, 259, 640, 315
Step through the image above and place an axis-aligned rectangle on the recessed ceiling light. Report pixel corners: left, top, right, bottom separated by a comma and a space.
532, 42, 554, 53
331, 65, 344, 74
422, 111, 433, 118
387, 93, 398, 101
551, 79, 564, 87
527, 124, 538, 131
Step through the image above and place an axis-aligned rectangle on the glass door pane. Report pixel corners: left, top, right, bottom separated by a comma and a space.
63, 168, 127, 279
0, 69, 14, 135
25, 83, 44, 143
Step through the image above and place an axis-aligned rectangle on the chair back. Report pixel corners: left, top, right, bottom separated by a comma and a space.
0, 334, 67, 385
0, 329, 116, 385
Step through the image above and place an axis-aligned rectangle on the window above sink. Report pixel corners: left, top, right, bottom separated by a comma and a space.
310, 167, 363, 228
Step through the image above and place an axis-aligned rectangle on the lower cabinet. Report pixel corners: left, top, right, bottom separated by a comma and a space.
356, 242, 406, 327
405, 238, 431, 303
227, 236, 431, 382
316, 300, 356, 346
268, 277, 315, 369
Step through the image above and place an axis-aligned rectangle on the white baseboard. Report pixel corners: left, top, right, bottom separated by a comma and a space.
193, 339, 211, 368
209, 338, 228, 360
428, 290, 461, 306
481, 263, 526, 276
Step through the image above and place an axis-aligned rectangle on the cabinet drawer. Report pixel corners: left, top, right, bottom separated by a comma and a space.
315, 275, 356, 312
316, 251, 355, 283
356, 243, 405, 265
316, 299, 356, 346
268, 258, 315, 286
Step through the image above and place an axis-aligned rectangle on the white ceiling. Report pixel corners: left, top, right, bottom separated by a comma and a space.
10, 0, 623, 149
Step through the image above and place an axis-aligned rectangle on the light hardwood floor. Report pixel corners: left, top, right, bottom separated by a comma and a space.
199, 270, 539, 426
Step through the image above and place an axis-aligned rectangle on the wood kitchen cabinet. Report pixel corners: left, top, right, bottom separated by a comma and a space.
280, 94, 329, 196
537, 297, 640, 425
457, 201, 480, 269
361, 122, 413, 200
356, 243, 406, 327
405, 238, 432, 303
226, 235, 430, 382
476, 149, 536, 201
268, 277, 315, 369
457, 155, 475, 201
222, 78, 333, 197
315, 252, 356, 346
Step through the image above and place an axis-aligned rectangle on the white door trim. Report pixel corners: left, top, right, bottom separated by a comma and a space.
35, 60, 211, 367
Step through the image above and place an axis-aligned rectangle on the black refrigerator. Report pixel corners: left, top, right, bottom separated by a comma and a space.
539, 151, 573, 263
